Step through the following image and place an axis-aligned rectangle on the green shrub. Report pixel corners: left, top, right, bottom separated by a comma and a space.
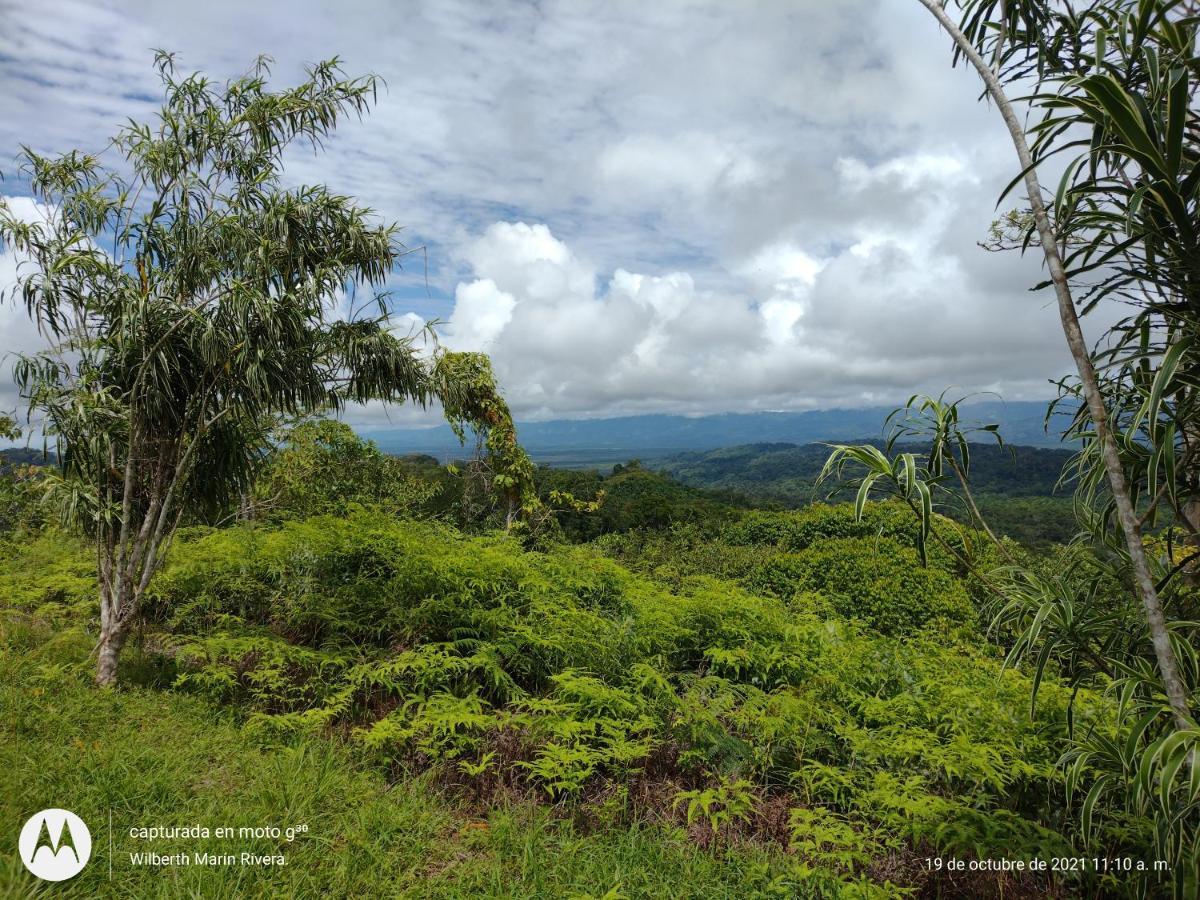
725, 502, 928, 553
746, 536, 976, 636
0, 530, 95, 622
251, 419, 442, 521
594, 524, 777, 587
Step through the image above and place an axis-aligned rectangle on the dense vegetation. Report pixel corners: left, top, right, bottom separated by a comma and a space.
0, 421, 1161, 897
656, 442, 1079, 548
2, 609, 790, 899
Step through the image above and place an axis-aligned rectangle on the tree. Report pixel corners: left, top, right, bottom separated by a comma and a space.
914, 0, 1196, 729
827, 4, 1200, 890
0, 413, 17, 444
919, 6, 1200, 889
0, 53, 515, 686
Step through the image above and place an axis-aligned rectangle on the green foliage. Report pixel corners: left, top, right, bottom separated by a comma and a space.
819, 395, 995, 566
660, 439, 1077, 547
539, 463, 736, 543
934, 5, 1200, 894
0, 425, 1159, 896
0, 52, 535, 686
434, 352, 551, 535
786, 807, 873, 878
0, 413, 18, 443
599, 500, 989, 630
0, 461, 50, 534
0, 529, 95, 620
746, 537, 976, 637
0, 620, 805, 899
674, 777, 756, 835
100, 509, 1117, 890
252, 418, 441, 520
594, 523, 777, 588
0, 54, 436, 537
972, 494, 1079, 548
725, 500, 947, 556
0, 419, 53, 535
7, 11, 1192, 895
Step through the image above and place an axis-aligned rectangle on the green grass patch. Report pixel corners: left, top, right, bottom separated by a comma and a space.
0, 615, 804, 898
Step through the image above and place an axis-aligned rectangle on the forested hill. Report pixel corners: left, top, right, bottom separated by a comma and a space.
656, 440, 1079, 546
0, 446, 55, 473
659, 441, 1074, 503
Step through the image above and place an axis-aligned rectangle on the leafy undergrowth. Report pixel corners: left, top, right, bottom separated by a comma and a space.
1, 615, 797, 898
0, 504, 1121, 896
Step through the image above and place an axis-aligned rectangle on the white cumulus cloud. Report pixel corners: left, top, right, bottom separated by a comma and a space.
439, 202, 1070, 420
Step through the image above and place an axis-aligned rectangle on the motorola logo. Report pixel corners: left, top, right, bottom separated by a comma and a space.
19, 808, 92, 881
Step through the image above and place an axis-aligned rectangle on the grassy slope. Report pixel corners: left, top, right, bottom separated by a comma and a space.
0, 619, 788, 899
0, 505, 1103, 898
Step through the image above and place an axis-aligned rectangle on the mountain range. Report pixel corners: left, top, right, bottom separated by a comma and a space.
364, 400, 1076, 465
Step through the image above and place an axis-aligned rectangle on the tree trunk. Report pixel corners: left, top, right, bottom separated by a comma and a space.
1182, 418, 1200, 585
917, 0, 1193, 728
95, 619, 127, 687
96, 566, 135, 687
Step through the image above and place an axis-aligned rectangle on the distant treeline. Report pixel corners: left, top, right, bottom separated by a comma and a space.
528, 440, 1079, 548
655, 441, 1079, 547
0, 446, 56, 475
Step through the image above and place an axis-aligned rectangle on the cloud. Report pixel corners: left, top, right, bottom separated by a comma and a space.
837, 153, 971, 193
0, 0, 1088, 428
442, 199, 1069, 420
443, 280, 516, 349
0, 250, 42, 418
0, 195, 59, 423
598, 133, 763, 203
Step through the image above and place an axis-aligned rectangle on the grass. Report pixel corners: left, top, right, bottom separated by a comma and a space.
0, 615, 797, 899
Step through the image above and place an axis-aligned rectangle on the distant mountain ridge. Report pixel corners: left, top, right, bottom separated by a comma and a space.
1, 401, 1075, 472
365, 400, 1075, 461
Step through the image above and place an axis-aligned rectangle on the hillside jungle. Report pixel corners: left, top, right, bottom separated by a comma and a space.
3, 4, 1199, 894
0, 416, 1183, 898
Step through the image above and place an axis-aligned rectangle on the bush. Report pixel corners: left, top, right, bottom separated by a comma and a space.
133, 512, 1109, 883
724, 501, 928, 553
746, 536, 976, 636
0, 530, 95, 622
251, 419, 442, 521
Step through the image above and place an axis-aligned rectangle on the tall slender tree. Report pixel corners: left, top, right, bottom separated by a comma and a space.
915, 0, 1196, 727
0, 53, 513, 686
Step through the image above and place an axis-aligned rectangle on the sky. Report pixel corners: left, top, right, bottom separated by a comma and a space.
0, 0, 1088, 431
